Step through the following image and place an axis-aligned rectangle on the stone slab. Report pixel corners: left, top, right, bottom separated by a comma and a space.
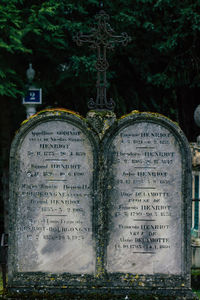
102, 112, 192, 291
106, 122, 182, 274
8, 110, 195, 299
8, 110, 99, 283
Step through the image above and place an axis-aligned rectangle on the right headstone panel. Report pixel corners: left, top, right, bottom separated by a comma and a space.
103, 112, 192, 288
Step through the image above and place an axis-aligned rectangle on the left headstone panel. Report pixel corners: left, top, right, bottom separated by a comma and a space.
8, 110, 99, 291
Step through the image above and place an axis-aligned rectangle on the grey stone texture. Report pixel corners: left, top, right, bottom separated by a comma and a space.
106, 124, 182, 274
8, 110, 99, 288
8, 110, 196, 299
101, 112, 193, 298
194, 104, 200, 128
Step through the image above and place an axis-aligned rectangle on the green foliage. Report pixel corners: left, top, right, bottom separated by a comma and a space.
1, 0, 200, 135
0, 273, 3, 294
0, 0, 29, 97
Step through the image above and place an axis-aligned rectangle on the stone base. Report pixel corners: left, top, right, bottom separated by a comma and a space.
7, 287, 198, 300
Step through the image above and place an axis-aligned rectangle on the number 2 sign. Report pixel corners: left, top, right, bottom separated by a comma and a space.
23, 88, 42, 104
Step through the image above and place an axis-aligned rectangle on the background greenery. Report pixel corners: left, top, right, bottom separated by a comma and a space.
1, 0, 200, 137
1, 0, 200, 231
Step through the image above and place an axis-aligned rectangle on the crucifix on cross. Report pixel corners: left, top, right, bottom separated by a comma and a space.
74, 10, 131, 110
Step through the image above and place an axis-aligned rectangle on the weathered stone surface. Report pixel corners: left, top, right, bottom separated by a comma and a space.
194, 104, 200, 128
102, 112, 192, 292
8, 110, 99, 280
106, 123, 182, 274
86, 110, 116, 139
8, 110, 195, 299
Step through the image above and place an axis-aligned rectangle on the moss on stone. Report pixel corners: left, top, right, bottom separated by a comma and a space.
192, 269, 200, 276
119, 110, 179, 127
20, 108, 83, 127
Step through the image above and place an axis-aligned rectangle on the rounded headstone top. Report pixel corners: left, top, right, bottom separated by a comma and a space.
194, 104, 200, 128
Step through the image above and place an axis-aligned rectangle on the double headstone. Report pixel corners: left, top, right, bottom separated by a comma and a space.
8, 109, 195, 299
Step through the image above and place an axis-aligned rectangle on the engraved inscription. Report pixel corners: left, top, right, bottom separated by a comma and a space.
15, 121, 95, 273
106, 123, 182, 274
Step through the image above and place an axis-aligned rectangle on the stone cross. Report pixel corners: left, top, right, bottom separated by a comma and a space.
74, 10, 131, 110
